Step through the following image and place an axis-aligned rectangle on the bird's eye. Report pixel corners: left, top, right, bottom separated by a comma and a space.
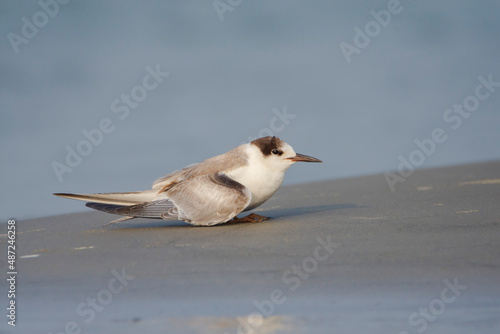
272, 149, 281, 155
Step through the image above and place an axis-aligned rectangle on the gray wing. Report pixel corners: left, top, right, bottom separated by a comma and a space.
166, 172, 252, 226
86, 200, 178, 219
152, 163, 199, 190
152, 146, 249, 192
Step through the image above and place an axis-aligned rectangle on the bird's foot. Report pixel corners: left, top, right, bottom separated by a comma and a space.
229, 213, 271, 224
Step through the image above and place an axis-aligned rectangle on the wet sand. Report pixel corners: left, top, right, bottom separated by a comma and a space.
4, 161, 500, 333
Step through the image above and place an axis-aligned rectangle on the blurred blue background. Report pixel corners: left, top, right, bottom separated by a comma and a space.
1, 1, 499, 220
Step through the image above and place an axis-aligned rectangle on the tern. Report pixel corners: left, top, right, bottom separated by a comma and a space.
54, 136, 322, 226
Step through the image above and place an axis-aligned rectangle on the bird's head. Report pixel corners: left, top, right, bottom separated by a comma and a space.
250, 136, 322, 172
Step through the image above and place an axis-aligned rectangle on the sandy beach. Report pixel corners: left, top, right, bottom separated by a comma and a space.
4, 161, 500, 333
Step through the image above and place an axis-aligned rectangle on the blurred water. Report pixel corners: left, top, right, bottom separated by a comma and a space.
1, 1, 499, 220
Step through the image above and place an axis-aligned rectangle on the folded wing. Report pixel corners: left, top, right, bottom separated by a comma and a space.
86, 199, 176, 219
166, 172, 252, 226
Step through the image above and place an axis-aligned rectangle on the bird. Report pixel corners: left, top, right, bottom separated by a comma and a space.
54, 136, 322, 227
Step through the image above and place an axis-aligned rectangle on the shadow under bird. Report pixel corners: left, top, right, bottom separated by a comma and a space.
54, 136, 322, 226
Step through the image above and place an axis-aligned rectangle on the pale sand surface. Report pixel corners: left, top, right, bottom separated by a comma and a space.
3, 161, 500, 333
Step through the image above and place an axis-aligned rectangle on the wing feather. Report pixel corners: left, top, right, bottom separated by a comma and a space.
167, 172, 251, 226
116, 199, 178, 219
152, 146, 249, 192
86, 200, 177, 219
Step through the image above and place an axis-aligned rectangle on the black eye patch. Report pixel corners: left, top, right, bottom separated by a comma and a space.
251, 136, 285, 156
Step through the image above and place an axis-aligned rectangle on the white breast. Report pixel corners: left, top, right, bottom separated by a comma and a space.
226, 146, 285, 211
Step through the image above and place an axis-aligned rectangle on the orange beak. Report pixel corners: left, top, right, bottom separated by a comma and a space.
286, 153, 323, 163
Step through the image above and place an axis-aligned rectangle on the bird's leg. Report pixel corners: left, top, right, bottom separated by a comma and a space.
229, 213, 271, 223
245, 213, 271, 222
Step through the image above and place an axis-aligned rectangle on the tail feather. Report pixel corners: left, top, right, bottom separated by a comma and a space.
54, 190, 158, 206
54, 190, 174, 227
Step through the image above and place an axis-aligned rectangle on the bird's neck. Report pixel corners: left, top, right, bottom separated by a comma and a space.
227, 161, 285, 211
